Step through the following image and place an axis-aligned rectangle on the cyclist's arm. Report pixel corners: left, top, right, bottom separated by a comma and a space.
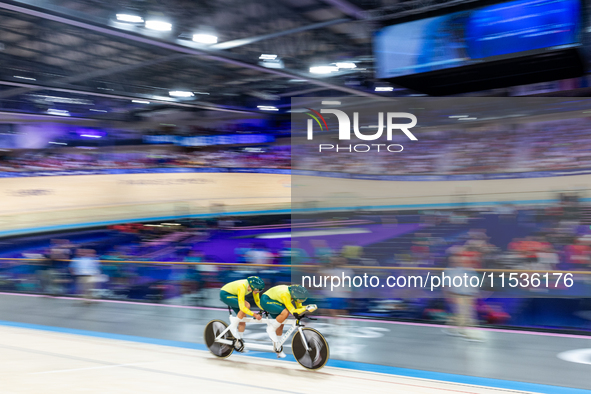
237, 286, 254, 316
253, 292, 263, 310
280, 294, 306, 315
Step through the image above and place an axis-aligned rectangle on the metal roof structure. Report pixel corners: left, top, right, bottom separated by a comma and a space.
0, 0, 477, 122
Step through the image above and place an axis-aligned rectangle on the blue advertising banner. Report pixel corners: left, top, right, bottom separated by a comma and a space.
142, 134, 275, 146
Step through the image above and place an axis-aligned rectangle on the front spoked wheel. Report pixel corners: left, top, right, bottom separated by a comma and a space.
204, 319, 234, 358
292, 327, 329, 370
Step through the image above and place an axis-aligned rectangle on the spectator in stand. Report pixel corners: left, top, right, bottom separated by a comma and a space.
69, 249, 100, 304
464, 230, 499, 269
235, 243, 252, 272
340, 243, 363, 265
460, 245, 482, 269
278, 241, 309, 265
186, 250, 218, 289
321, 256, 355, 335
169, 264, 193, 304
443, 252, 483, 341
521, 236, 542, 268
312, 240, 334, 265
535, 241, 559, 271
183, 250, 205, 292
46, 241, 69, 294
566, 238, 591, 270
508, 238, 529, 269
411, 233, 432, 267
246, 244, 274, 266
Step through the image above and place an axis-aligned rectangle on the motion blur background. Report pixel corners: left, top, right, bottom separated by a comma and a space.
1, 0, 591, 392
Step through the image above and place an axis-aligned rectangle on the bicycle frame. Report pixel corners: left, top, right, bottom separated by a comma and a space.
214, 314, 310, 353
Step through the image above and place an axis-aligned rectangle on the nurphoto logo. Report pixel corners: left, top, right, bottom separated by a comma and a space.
305, 105, 418, 153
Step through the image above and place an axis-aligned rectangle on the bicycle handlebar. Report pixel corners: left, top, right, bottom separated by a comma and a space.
293, 313, 316, 321
259, 310, 317, 321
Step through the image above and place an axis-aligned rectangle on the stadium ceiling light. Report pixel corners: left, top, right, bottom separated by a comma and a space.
116, 14, 144, 23
47, 109, 70, 116
89, 109, 108, 112
260, 58, 284, 69
14, 75, 36, 81
132, 100, 150, 104
257, 105, 278, 111
335, 62, 356, 69
310, 66, 338, 74
81, 134, 102, 138
449, 115, 469, 118
259, 54, 277, 60
145, 20, 172, 31
49, 142, 67, 145
151, 95, 174, 101
458, 117, 477, 120
31, 94, 92, 105
375, 87, 394, 92
193, 34, 218, 44
169, 90, 194, 97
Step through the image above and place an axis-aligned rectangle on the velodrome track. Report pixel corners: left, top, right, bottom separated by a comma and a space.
0, 325, 549, 394
0, 293, 589, 393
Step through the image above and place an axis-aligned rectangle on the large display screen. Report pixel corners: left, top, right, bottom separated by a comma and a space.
375, 0, 581, 78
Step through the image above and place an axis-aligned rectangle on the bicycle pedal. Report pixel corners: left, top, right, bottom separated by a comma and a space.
233, 339, 245, 352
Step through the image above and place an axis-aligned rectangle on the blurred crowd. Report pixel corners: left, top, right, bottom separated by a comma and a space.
295, 118, 591, 175
2, 194, 588, 289
1, 193, 590, 332
2, 117, 591, 175
0, 145, 290, 172
392, 194, 587, 273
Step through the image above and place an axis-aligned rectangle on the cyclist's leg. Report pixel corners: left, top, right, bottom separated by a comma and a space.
236, 301, 251, 337
274, 308, 289, 337
260, 295, 286, 342
219, 290, 241, 337
268, 309, 288, 358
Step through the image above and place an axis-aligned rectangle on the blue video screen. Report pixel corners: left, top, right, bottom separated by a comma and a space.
375, 0, 581, 78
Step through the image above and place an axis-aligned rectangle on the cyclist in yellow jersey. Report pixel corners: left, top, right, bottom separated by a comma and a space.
260, 284, 317, 358
220, 276, 265, 340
